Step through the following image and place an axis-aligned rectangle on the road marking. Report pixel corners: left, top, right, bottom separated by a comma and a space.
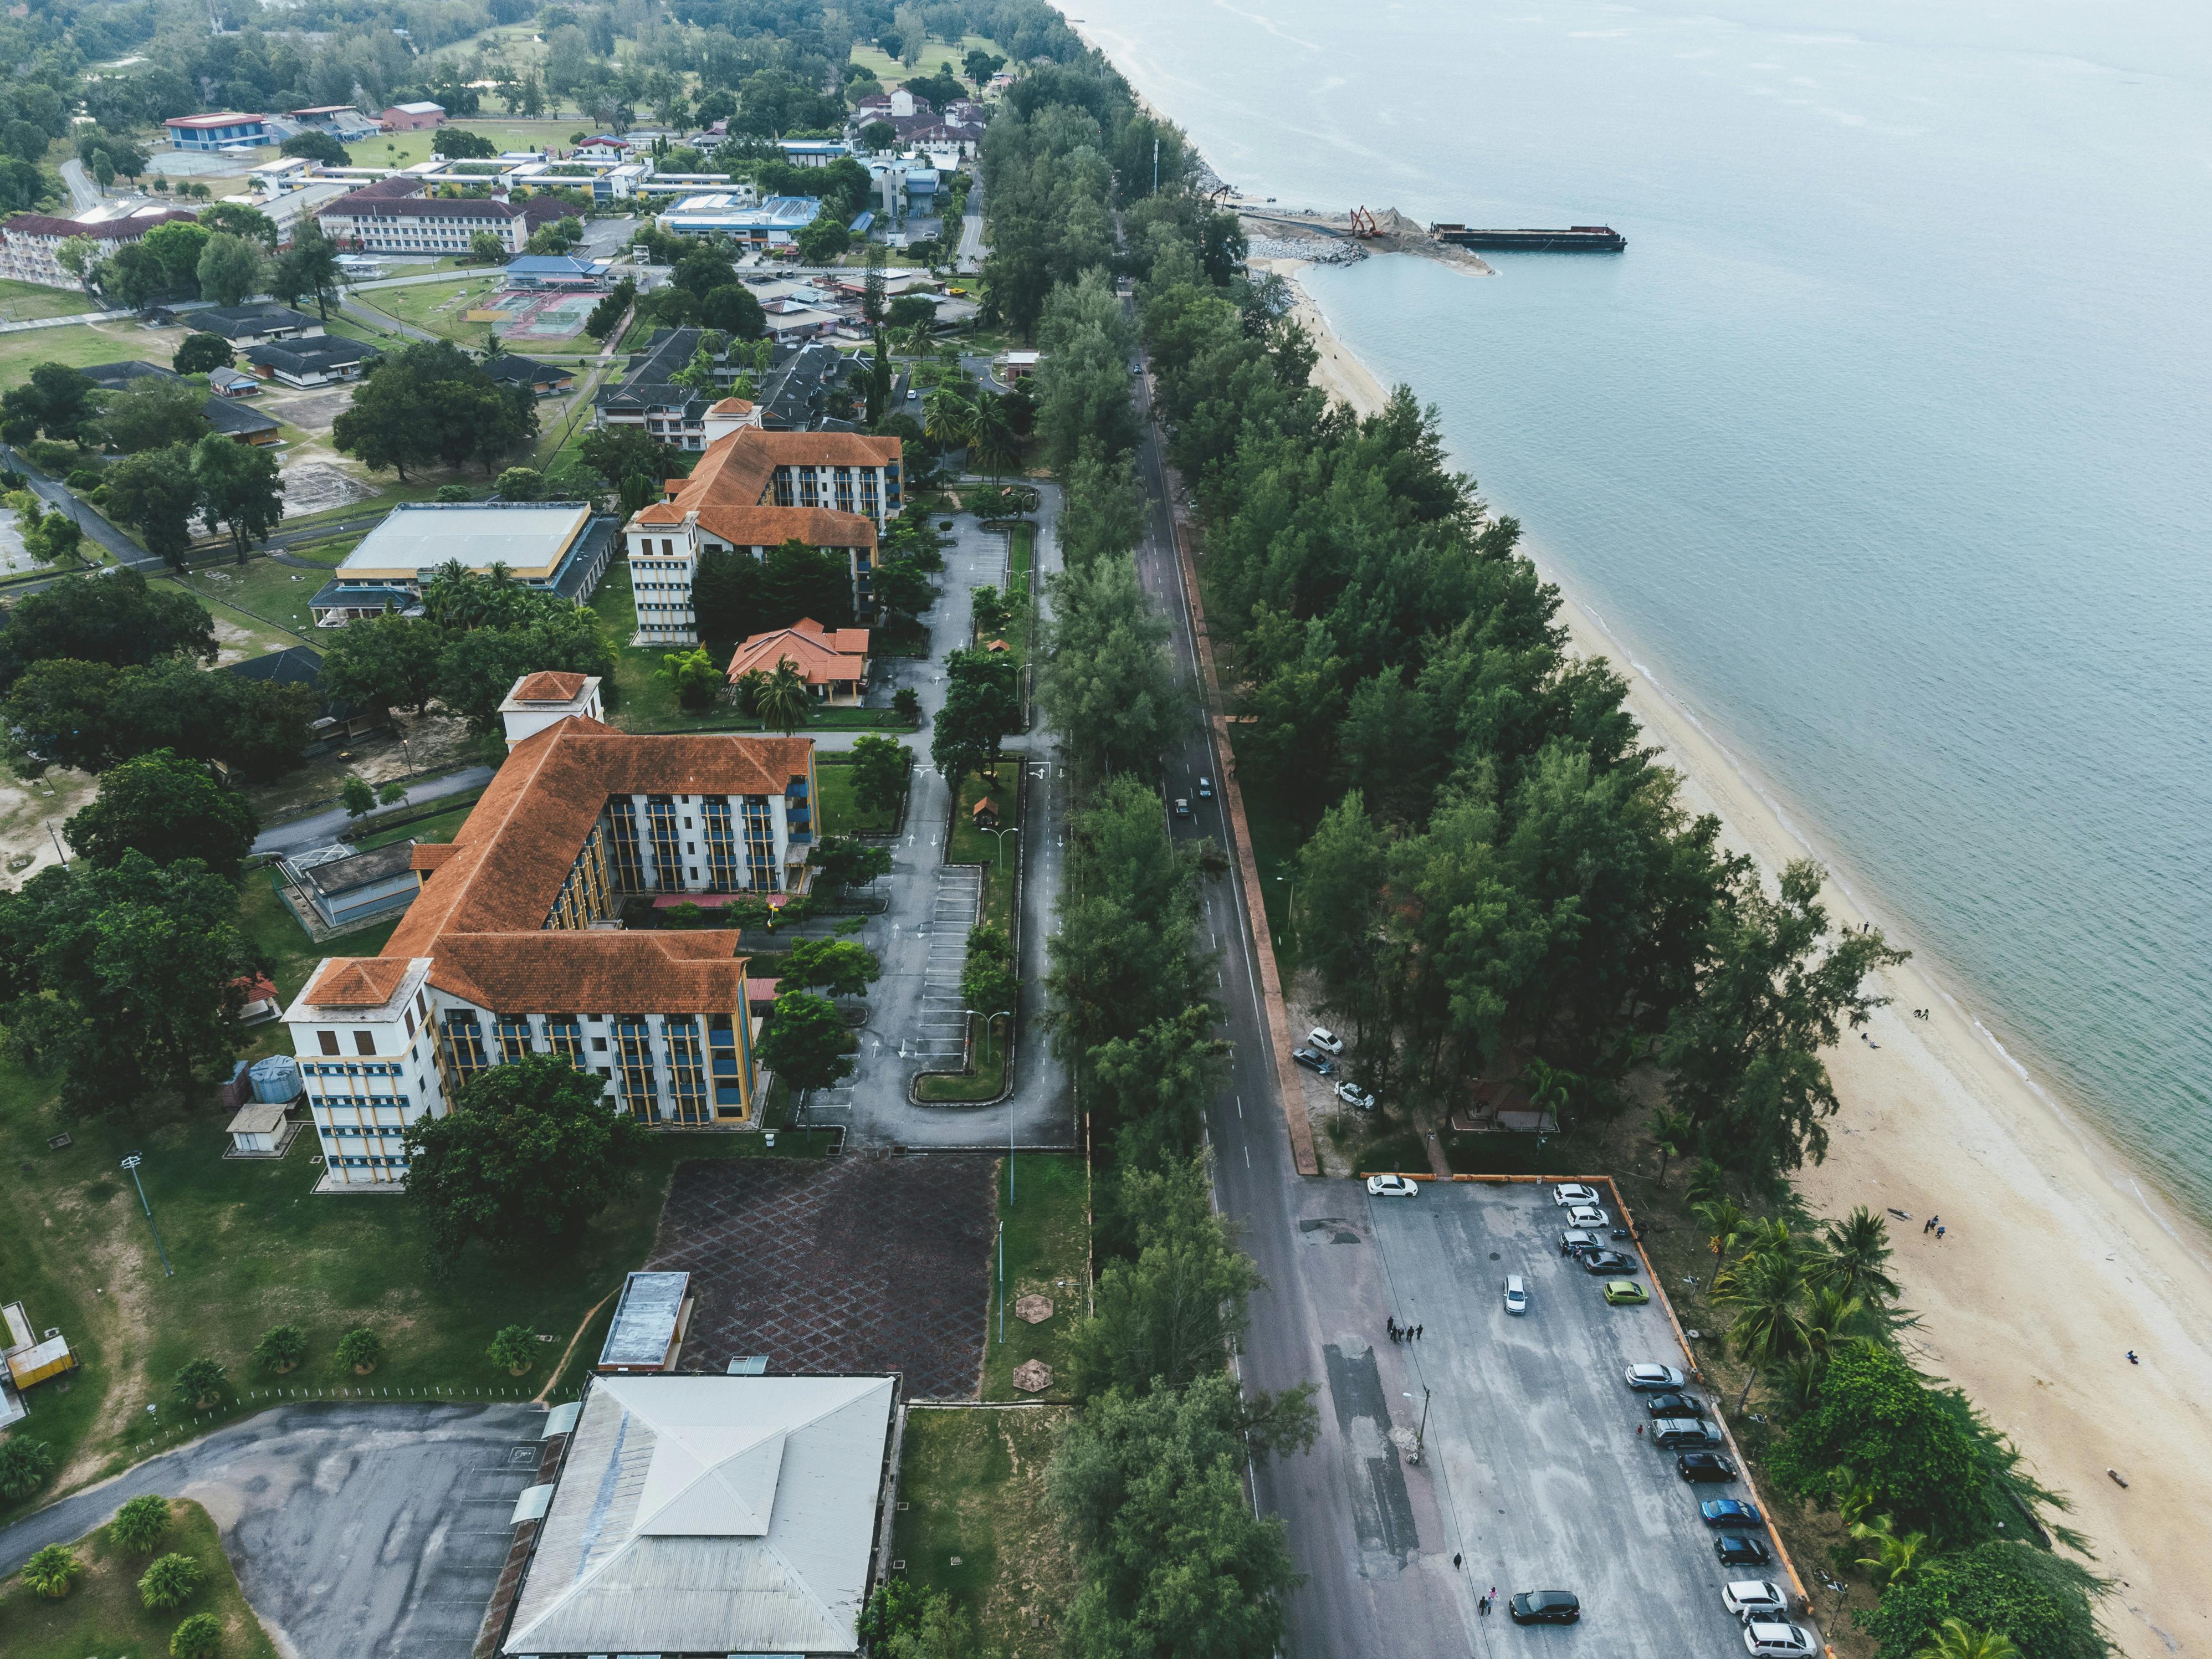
1245, 1144, 1251, 1168
1237, 1094, 1243, 1118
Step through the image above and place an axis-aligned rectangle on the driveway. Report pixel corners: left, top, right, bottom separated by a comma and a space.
0, 1402, 543, 1659
252, 765, 496, 857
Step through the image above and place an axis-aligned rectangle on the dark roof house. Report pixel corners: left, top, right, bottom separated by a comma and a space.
78, 360, 281, 445
191, 304, 321, 342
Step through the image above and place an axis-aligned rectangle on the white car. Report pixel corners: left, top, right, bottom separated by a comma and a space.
1503, 1276, 1528, 1315
1566, 1205, 1611, 1229
1308, 1026, 1345, 1055
1743, 1622, 1817, 1657
1366, 1174, 1419, 1197
1723, 1581, 1789, 1621
1624, 1363, 1687, 1390
1552, 1183, 1602, 1206
1334, 1080, 1377, 1111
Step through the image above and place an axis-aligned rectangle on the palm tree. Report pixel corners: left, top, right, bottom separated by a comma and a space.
755, 656, 810, 736
1692, 1198, 1751, 1265
1519, 1058, 1583, 1129
924, 386, 976, 449
422, 558, 480, 627
22, 1543, 83, 1599
1766, 1354, 1827, 1416
1714, 1246, 1810, 1410
1852, 1519, 1931, 1589
967, 391, 1021, 480
1801, 1284, 1875, 1362
1817, 1206, 1901, 1304
1683, 1156, 1730, 1206
1914, 1619, 2019, 1659
1650, 1107, 1694, 1182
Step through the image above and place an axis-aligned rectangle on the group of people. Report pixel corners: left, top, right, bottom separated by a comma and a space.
1386, 1315, 1424, 1343
1922, 1213, 1946, 1241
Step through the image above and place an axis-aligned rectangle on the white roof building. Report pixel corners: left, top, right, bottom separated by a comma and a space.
501, 1374, 898, 1657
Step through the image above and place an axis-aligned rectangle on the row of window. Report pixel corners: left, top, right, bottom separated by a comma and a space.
333, 1156, 409, 1169
309, 1093, 412, 1110
304, 1059, 403, 1076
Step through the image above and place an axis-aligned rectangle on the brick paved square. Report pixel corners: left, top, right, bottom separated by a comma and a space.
648, 1154, 999, 1399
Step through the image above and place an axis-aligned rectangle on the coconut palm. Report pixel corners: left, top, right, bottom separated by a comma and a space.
924, 386, 976, 448
1801, 1284, 1876, 1362
967, 391, 1022, 479
422, 558, 481, 627
1650, 1107, 1694, 1182
1683, 1156, 1730, 1206
22, 1543, 83, 1599
754, 656, 811, 736
1692, 1198, 1751, 1265
1836, 1471, 1881, 1529
1765, 1353, 1827, 1416
1852, 1519, 1931, 1589
1714, 1246, 1810, 1410
1914, 1619, 2019, 1659
1817, 1205, 1901, 1304
1519, 1057, 1583, 1128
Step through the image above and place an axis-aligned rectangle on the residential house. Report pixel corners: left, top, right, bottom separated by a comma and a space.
280, 706, 820, 1185
593, 326, 727, 450
78, 360, 280, 446
622, 425, 901, 644
496, 1375, 897, 1658
165, 112, 275, 150
0, 204, 198, 291
381, 101, 446, 130
208, 366, 261, 397
309, 500, 615, 625
755, 339, 863, 431
483, 353, 575, 397
191, 303, 322, 344
245, 334, 378, 388
219, 643, 385, 743
725, 618, 869, 703
570, 135, 633, 162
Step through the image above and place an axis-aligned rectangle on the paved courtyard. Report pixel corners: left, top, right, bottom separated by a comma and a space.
647, 1154, 999, 1399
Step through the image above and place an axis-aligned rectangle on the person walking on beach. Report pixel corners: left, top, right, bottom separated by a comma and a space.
1924, 1216, 1935, 1234
1453, 1552, 1463, 1570
2127, 1350, 2138, 1365
1415, 1324, 1424, 1340
1937, 1225, 1946, 1241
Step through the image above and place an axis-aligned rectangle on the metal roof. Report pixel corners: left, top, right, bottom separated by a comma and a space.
598, 1270, 690, 1368
501, 1374, 895, 1657
336, 501, 593, 578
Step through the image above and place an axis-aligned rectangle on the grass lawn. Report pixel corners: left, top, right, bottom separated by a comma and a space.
354, 797, 481, 852
352, 274, 506, 351
814, 752, 902, 838
0, 1498, 279, 1659
848, 34, 1000, 86
238, 874, 398, 1007
345, 120, 578, 170
0, 279, 103, 322
167, 560, 324, 642
0, 318, 186, 385
891, 1404, 1073, 1658
981, 1153, 1087, 1401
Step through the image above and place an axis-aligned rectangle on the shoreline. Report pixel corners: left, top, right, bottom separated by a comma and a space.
1251, 254, 2211, 1656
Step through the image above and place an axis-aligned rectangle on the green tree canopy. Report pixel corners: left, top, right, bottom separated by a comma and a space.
757, 989, 857, 1093
64, 749, 257, 877
101, 443, 202, 570
190, 431, 285, 563
100, 375, 211, 453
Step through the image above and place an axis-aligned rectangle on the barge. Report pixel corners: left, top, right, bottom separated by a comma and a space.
1430, 223, 1626, 252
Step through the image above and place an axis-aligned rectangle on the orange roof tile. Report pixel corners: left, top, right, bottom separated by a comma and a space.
623, 426, 898, 551
725, 618, 869, 685
708, 396, 755, 414
695, 503, 878, 551
305, 957, 413, 1008
512, 670, 587, 703
412, 843, 460, 874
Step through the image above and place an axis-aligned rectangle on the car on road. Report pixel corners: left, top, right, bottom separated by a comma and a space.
1715, 1534, 1773, 1567
1129, 359, 1143, 373
1743, 1621, 1818, 1657
1172, 797, 1191, 818
1701, 1498, 1762, 1528
1559, 1228, 1600, 1257
1723, 1581, 1790, 1621
1552, 1182, 1602, 1206
1678, 1451, 1737, 1482
1581, 1250, 1637, 1274
1292, 1046, 1336, 1076
1334, 1080, 1376, 1110
1197, 775, 1213, 798
1565, 1204, 1611, 1228
1366, 1173, 1419, 1198
1601, 1279, 1649, 1305
1625, 1363, 1687, 1390
1646, 1391, 1706, 1418
1653, 1419, 1723, 1450
1307, 1026, 1345, 1054
1507, 1591, 1581, 1626
1503, 1276, 1527, 1315
907, 387, 919, 398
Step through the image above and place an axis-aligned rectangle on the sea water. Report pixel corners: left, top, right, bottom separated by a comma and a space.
1079, 0, 2212, 1218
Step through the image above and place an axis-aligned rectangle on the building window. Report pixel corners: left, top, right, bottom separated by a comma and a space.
614, 1016, 657, 1122
442, 1010, 489, 1088
545, 1016, 587, 1071
708, 1012, 747, 1119
701, 797, 742, 889
319, 1030, 340, 1055
743, 796, 777, 892
664, 1017, 710, 1125
646, 795, 684, 893
494, 1013, 533, 1064
354, 1030, 376, 1055
605, 801, 647, 892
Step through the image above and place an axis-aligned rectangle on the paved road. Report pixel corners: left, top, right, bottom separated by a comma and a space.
819, 490, 1074, 1153
253, 765, 498, 857
0, 305, 134, 335
0, 1401, 542, 1659
0, 441, 160, 571
1127, 350, 1476, 1657
58, 157, 98, 212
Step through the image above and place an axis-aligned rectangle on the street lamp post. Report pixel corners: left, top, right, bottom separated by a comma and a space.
120, 1153, 174, 1278
986, 825, 1018, 868
961, 1006, 1017, 1194
1402, 1386, 1431, 1465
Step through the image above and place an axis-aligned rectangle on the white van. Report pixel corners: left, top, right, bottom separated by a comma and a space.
1503, 1276, 1528, 1315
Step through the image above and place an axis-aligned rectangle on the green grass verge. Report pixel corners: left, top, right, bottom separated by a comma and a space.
0, 318, 184, 385
815, 753, 899, 838
890, 1405, 1074, 1656
847, 34, 1000, 86
350, 274, 506, 352
980, 1153, 1087, 1401
166, 560, 323, 642
946, 767, 1018, 936
353, 797, 480, 852
0, 279, 104, 322
345, 120, 579, 170
0, 1498, 279, 1659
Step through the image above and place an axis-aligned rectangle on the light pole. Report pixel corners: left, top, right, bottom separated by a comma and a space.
1402, 1386, 1431, 1465
961, 1006, 1017, 1194
986, 824, 1017, 869
120, 1153, 174, 1278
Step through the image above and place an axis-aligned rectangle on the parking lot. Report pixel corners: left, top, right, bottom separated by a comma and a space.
1365, 1180, 1814, 1654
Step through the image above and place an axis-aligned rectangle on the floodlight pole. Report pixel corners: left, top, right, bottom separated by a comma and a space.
120, 1153, 173, 1277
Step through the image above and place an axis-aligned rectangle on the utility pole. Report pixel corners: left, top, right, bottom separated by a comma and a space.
1403, 1386, 1431, 1465
121, 1153, 175, 1277
1152, 136, 1159, 196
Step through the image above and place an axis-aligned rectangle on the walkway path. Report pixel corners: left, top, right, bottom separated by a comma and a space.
252, 764, 496, 857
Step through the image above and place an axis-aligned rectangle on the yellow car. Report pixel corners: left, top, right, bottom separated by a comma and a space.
1602, 1279, 1650, 1306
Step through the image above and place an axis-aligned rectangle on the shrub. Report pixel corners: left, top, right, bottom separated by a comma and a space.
66, 467, 101, 488
23, 438, 82, 474
433, 483, 474, 502
252, 1323, 308, 1374
173, 1358, 229, 1409
0, 1434, 55, 1498
139, 1550, 207, 1611
1856, 1541, 2106, 1659
336, 1327, 383, 1374
487, 1324, 538, 1376
892, 686, 920, 721
22, 1542, 83, 1598
111, 1492, 174, 1552
171, 1611, 224, 1659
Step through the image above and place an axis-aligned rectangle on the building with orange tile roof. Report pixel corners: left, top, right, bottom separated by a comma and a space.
280, 700, 820, 1190
725, 618, 870, 703
623, 425, 902, 647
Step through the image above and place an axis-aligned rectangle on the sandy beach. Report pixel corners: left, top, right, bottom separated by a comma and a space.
1253, 253, 2212, 1658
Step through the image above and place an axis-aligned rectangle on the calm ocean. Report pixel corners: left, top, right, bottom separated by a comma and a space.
1077, 0, 2212, 1218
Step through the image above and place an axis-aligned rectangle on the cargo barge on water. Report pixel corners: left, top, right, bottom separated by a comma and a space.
1430, 223, 1626, 252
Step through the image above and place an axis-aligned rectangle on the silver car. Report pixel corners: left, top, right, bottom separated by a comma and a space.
1624, 1363, 1687, 1390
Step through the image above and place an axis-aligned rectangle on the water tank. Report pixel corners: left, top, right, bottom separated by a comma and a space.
249, 1055, 301, 1104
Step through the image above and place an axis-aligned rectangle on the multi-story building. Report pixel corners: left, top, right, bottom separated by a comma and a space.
653, 192, 821, 244
165, 112, 275, 151
380, 101, 447, 131
308, 501, 617, 626
0, 204, 198, 290
623, 425, 902, 645
315, 176, 564, 257
280, 689, 820, 1190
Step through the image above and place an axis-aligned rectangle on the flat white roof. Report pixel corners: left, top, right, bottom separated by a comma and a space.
336, 501, 592, 580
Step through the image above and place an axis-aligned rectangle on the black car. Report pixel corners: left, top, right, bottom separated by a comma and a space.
1508, 1591, 1581, 1626
1581, 1250, 1637, 1274
1716, 1533, 1773, 1568
1645, 1392, 1706, 1418
1291, 1046, 1337, 1077
1678, 1451, 1736, 1482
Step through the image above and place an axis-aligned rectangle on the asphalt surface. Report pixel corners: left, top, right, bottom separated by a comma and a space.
0, 1402, 543, 1659
252, 765, 498, 857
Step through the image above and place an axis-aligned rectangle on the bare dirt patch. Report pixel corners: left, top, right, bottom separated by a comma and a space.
0, 762, 97, 886
277, 460, 381, 518
262, 386, 355, 434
